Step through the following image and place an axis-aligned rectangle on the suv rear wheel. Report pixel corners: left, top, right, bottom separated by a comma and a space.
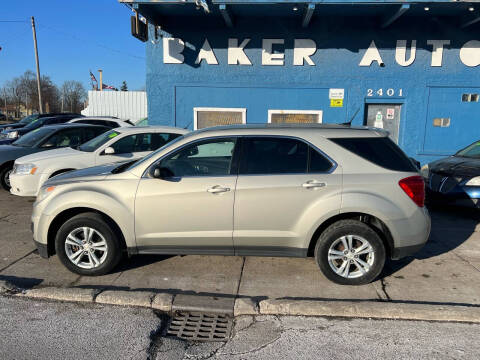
55, 213, 122, 276
314, 220, 386, 285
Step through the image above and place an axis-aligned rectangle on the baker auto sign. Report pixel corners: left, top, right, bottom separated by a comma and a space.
162, 38, 480, 67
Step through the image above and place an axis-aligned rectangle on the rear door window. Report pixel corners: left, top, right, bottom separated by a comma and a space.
240, 137, 308, 175
330, 137, 417, 172
239, 137, 333, 175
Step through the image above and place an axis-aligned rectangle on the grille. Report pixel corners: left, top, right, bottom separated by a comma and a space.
167, 312, 232, 342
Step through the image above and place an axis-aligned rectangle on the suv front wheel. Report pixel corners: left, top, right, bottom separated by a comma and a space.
55, 212, 122, 276
314, 219, 386, 285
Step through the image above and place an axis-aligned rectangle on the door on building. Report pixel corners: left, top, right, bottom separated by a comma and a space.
423, 87, 480, 154
364, 104, 402, 143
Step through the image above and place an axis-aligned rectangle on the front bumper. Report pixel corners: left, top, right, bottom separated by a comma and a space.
10, 173, 46, 197
391, 243, 426, 259
33, 238, 49, 258
426, 186, 480, 208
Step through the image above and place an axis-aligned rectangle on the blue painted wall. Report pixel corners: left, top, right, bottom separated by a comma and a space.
145, 17, 480, 164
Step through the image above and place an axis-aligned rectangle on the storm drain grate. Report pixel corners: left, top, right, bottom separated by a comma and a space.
166, 312, 233, 342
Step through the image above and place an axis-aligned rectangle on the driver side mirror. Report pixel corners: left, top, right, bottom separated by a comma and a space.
103, 146, 115, 155
152, 166, 175, 179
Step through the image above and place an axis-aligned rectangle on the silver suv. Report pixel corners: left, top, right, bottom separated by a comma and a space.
32, 124, 430, 285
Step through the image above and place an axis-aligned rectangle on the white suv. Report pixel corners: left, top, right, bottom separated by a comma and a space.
10, 126, 188, 196
31, 124, 430, 285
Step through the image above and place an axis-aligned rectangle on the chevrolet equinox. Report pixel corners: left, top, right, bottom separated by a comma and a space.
32, 124, 430, 285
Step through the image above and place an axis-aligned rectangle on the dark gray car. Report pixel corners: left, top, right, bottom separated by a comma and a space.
0, 123, 109, 190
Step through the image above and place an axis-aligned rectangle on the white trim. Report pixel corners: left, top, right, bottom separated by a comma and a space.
193, 107, 247, 130
267, 109, 323, 123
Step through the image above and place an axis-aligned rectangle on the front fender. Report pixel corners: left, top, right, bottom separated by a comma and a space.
39, 186, 136, 248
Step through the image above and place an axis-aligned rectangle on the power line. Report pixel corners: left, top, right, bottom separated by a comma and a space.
36, 22, 146, 61
0, 20, 29, 23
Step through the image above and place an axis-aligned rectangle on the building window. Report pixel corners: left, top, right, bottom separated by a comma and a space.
462, 93, 479, 102
194, 107, 246, 130
433, 118, 451, 127
268, 110, 323, 124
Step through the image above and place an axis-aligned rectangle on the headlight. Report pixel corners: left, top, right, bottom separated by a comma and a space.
37, 185, 56, 202
13, 163, 38, 175
7, 131, 18, 139
466, 177, 480, 186
420, 164, 429, 178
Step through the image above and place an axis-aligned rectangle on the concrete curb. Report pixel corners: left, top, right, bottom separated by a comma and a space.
259, 299, 480, 323
16, 287, 96, 303
3, 285, 480, 323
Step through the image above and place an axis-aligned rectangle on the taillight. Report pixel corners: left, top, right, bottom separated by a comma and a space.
399, 176, 425, 207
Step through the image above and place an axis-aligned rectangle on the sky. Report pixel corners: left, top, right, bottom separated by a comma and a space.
0, 0, 146, 91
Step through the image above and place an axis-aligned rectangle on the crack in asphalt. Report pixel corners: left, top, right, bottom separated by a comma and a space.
0, 249, 36, 273
146, 310, 171, 360
0, 214, 18, 225
380, 278, 392, 301
452, 251, 480, 273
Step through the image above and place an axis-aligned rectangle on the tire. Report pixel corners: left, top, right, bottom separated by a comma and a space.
314, 219, 386, 285
55, 212, 122, 276
0, 164, 13, 191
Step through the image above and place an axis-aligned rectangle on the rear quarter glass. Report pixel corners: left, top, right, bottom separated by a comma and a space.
330, 137, 417, 172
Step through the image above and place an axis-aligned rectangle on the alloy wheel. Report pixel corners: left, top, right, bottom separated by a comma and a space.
327, 235, 375, 279
64, 227, 108, 269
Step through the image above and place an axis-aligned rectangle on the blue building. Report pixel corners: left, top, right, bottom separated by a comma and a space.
122, 0, 480, 164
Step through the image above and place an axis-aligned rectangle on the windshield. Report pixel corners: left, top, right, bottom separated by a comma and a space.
22, 117, 45, 131
125, 135, 185, 170
456, 141, 480, 158
126, 134, 186, 172
19, 114, 39, 124
78, 129, 120, 152
12, 127, 53, 147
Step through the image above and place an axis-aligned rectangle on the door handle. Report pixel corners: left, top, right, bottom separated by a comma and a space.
207, 185, 230, 194
302, 180, 326, 189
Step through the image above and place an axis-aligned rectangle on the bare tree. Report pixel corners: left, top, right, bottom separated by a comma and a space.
2, 77, 23, 117
61, 81, 86, 113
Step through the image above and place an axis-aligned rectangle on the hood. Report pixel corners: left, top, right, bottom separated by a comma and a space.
0, 139, 15, 145
0, 145, 40, 164
16, 147, 83, 164
44, 163, 121, 186
0, 123, 25, 131
429, 156, 480, 177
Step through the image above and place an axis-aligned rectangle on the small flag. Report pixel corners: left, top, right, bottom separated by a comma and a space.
102, 83, 118, 91
89, 70, 97, 83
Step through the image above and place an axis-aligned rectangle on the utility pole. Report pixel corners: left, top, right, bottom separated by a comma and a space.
98, 69, 103, 91
3, 89, 6, 116
31, 16, 43, 113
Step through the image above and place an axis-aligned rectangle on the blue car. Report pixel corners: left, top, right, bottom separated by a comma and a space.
423, 140, 480, 207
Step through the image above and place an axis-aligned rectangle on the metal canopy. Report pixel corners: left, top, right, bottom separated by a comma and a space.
119, 1, 480, 30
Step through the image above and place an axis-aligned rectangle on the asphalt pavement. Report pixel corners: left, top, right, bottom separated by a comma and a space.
1, 296, 479, 360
